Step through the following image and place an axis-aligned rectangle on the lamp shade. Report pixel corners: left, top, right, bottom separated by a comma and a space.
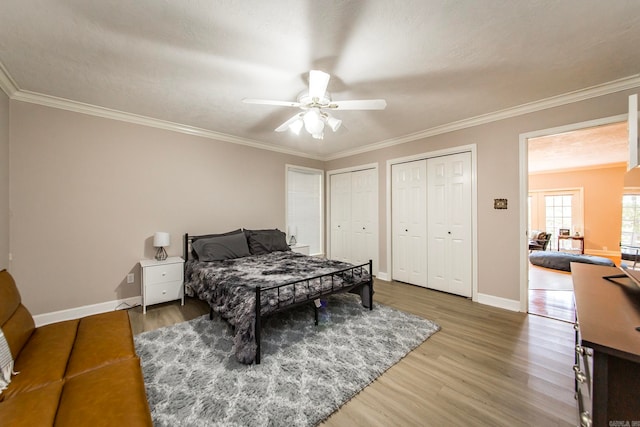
326, 115, 342, 132
153, 232, 170, 247
289, 118, 303, 135
303, 109, 324, 135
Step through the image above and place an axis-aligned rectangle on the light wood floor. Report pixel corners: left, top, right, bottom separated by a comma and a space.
528, 263, 575, 323
128, 280, 576, 427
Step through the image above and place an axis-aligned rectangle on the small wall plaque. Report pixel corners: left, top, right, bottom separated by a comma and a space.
494, 198, 508, 209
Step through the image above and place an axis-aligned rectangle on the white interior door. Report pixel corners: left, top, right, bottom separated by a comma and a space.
392, 160, 427, 287
351, 169, 376, 267
427, 152, 472, 297
330, 173, 352, 262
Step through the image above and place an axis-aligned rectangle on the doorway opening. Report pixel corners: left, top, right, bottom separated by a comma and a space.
522, 118, 628, 322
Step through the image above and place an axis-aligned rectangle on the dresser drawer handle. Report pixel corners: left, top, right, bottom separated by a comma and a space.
574, 322, 580, 331
573, 365, 587, 383
575, 345, 592, 357
579, 411, 592, 427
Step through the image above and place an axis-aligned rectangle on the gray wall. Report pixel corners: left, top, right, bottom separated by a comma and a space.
9, 101, 323, 314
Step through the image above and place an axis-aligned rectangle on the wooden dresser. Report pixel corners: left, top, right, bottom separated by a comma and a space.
571, 263, 640, 426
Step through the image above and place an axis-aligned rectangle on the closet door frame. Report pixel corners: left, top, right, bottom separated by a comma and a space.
327, 163, 379, 275
385, 144, 478, 301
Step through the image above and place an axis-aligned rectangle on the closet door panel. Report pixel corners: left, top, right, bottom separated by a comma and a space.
392, 160, 427, 287
427, 159, 448, 291
351, 169, 376, 267
427, 152, 472, 297
330, 173, 352, 263
448, 153, 472, 297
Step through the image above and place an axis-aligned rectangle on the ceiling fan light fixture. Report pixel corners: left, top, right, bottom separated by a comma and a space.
288, 118, 303, 135
245, 70, 386, 141
326, 115, 342, 132
303, 108, 324, 135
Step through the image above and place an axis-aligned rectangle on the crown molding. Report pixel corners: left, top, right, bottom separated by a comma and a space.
325, 74, 640, 161
1, 60, 321, 159
2, 58, 639, 162
0, 61, 19, 97
11, 90, 324, 160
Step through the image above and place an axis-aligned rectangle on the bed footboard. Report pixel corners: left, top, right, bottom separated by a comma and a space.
254, 259, 373, 364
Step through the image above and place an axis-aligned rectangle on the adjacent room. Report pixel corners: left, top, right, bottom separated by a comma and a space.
1, 1, 640, 426
527, 122, 634, 322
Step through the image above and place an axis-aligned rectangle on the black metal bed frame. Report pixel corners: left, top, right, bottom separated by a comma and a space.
183, 232, 374, 364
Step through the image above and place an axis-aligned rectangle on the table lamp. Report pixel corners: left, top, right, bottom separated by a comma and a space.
153, 232, 170, 261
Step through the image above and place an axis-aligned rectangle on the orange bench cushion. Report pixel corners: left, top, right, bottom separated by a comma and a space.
1, 319, 79, 400
55, 357, 152, 426
0, 381, 63, 427
65, 310, 136, 378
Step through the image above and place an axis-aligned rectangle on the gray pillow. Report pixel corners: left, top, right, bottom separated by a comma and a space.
244, 229, 290, 255
192, 232, 251, 261
190, 229, 242, 259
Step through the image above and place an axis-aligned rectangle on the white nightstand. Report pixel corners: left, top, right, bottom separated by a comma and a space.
290, 244, 310, 255
139, 257, 185, 314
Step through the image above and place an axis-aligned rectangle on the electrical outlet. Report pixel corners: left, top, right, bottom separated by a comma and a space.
127, 273, 135, 284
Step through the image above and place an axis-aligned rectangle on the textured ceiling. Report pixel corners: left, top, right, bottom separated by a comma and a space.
528, 122, 628, 173
1, 0, 640, 159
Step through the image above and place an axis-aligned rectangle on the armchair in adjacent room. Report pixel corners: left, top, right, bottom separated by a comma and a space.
529, 230, 551, 252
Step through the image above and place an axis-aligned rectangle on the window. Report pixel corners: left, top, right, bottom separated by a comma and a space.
545, 194, 573, 235
529, 189, 583, 251
621, 192, 640, 250
286, 166, 323, 255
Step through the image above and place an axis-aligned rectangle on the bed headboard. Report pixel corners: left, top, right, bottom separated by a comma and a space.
184, 233, 192, 262
183, 233, 213, 262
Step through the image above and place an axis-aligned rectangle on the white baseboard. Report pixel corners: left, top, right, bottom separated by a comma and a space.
33, 296, 142, 327
376, 271, 390, 281
476, 293, 521, 312
374, 274, 519, 311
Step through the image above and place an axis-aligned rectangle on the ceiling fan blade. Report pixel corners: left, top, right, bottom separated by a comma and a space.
330, 99, 387, 110
243, 98, 301, 108
308, 70, 330, 100
275, 113, 303, 132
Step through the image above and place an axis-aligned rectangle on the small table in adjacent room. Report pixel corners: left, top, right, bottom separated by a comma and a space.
558, 235, 584, 254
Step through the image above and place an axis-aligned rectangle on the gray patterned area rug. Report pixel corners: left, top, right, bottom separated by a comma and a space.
134, 293, 440, 427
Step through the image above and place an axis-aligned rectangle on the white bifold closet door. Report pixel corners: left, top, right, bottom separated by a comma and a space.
427, 152, 472, 297
330, 168, 377, 269
391, 152, 472, 297
391, 160, 428, 287
350, 169, 377, 266
330, 172, 352, 263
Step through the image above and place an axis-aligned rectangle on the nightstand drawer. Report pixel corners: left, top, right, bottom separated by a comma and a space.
144, 263, 183, 285
140, 257, 185, 313
145, 280, 183, 305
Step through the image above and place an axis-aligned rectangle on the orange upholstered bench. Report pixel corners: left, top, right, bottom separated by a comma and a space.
0, 269, 152, 426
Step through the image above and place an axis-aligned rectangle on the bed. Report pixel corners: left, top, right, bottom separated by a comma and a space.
183, 229, 373, 364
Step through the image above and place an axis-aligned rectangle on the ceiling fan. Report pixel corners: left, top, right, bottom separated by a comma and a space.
243, 70, 387, 140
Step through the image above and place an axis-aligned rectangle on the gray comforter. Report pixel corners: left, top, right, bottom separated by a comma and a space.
184, 251, 371, 363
